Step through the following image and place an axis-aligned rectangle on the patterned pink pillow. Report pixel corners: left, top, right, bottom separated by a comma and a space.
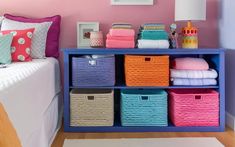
4, 14, 61, 58
1, 28, 35, 62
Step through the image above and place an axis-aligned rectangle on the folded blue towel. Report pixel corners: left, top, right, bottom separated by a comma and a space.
140, 31, 168, 40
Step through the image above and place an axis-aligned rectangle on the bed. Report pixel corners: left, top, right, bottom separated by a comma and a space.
0, 57, 62, 147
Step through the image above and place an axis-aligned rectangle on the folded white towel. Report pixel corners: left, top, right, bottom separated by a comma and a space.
138, 39, 169, 49
171, 78, 217, 86
170, 69, 218, 79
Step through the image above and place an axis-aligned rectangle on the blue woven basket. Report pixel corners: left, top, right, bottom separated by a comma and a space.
72, 56, 115, 86
121, 89, 168, 126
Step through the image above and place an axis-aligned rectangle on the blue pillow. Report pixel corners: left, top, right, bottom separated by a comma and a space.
0, 16, 3, 28
0, 33, 13, 64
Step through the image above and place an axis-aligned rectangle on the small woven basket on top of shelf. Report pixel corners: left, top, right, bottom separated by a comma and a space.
70, 89, 114, 126
125, 55, 169, 86
121, 89, 168, 126
72, 55, 115, 86
169, 89, 219, 127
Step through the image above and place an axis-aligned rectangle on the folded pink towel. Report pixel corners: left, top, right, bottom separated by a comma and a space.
172, 57, 209, 70
106, 34, 135, 41
109, 29, 135, 37
106, 39, 135, 48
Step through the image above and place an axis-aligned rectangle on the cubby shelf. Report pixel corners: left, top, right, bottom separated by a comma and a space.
63, 48, 225, 132
70, 85, 219, 89
63, 48, 224, 55
67, 123, 223, 133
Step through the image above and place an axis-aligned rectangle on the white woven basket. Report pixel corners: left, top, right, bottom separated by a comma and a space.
70, 89, 114, 126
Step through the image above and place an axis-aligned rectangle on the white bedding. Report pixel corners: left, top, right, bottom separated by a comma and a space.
0, 57, 61, 147
29, 94, 63, 147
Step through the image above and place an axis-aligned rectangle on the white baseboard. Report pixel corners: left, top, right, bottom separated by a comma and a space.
226, 112, 235, 130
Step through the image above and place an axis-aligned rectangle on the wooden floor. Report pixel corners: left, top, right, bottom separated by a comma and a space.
52, 126, 235, 147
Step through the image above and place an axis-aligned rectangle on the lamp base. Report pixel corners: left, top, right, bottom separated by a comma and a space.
182, 36, 198, 49
181, 21, 198, 49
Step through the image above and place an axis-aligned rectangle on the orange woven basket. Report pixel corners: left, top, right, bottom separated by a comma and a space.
125, 55, 169, 86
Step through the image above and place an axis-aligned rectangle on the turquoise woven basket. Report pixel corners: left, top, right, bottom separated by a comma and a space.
121, 89, 168, 126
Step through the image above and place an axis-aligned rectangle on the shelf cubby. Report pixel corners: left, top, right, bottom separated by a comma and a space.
63, 48, 225, 132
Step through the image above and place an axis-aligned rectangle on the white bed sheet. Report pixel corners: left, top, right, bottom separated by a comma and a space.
26, 93, 63, 147
0, 57, 61, 147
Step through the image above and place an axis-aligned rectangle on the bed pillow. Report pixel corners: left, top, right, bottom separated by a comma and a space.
0, 33, 13, 64
0, 16, 4, 29
1, 18, 52, 59
4, 14, 61, 58
1, 28, 35, 62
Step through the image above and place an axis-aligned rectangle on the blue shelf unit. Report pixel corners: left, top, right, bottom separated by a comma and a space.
63, 48, 225, 132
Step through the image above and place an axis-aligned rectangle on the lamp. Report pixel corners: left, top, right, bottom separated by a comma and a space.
175, 0, 206, 49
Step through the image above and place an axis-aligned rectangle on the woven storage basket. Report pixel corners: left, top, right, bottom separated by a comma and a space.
72, 56, 115, 86
121, 89, 168, 126
70, 89, 114, 126
125, 55, 169, 86
169, 89, 219, 127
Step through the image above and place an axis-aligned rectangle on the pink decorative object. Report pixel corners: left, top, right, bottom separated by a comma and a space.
1, 28, 35, 62
4, 14, 61, 58
172, 57, 209, 70
90, 31, 104, 48
109, 29, 135, 37
169, 89, 219, 126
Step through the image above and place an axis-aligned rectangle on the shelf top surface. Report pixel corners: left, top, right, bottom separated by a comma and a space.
70, 85, 219, 89
62, 48, 225, 55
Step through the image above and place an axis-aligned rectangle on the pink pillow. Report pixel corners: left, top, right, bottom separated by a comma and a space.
1, 28, 35, 62
4, 14, 61, 58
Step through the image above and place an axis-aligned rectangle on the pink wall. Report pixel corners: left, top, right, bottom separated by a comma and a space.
0, 0, 219, 48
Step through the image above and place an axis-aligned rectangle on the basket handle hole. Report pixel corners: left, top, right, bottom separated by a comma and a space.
88, 60, 97, 66
195, 95, 201, 100
145, 57, 151, 61
88, 96, 95, 100
141, 96, 149, 100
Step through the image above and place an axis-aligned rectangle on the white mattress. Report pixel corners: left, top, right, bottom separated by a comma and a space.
0, 58, 61, 147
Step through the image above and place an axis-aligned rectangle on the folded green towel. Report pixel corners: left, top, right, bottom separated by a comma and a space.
140, 31, 168, 40
142, 23, 165, 30
139, 26, 165, 31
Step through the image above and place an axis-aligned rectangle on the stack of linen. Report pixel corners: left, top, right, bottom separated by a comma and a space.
106, 23, 135, 48
138, 23, 169, 49
170, 57, 218, 86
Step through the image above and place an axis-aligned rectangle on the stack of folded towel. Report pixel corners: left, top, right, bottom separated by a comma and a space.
170, 57, 218, 86
137, 23, 169, 49
106, 23, 135, 48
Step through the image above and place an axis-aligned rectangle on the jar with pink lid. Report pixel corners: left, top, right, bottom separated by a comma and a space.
90, 31, 104, 48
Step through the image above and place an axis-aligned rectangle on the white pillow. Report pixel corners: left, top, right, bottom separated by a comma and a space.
1, 18, 52, 59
